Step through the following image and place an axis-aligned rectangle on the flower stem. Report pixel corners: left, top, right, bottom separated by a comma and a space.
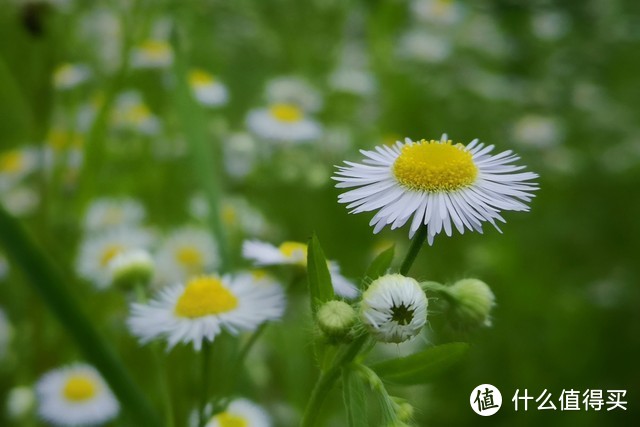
301, 335, 368, 427
199, 341, 212, 427
399, 225, 429, 275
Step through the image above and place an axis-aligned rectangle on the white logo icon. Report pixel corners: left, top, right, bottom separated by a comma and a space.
470, 384, 502, 416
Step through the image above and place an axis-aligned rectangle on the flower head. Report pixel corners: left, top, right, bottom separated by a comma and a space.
206, 398, 271, 427
189, 69, 229, 107
131, 39, 173, 69
83, 197, 146, 232
108, 249, 155, 290
246, 103, 322, 143
334, 136, 538, 244
52, 63, 91, 90
360, 274, 428, 343
128, 273, 285, 350
36, 363, 119, 426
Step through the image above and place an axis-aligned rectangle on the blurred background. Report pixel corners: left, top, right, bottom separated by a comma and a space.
0, 0, 639, 426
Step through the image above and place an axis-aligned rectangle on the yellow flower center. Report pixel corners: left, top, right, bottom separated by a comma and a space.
175, 246, 204, 269
189, 69, 214, 87
392, 140, 478, 192
0, 151, 24, 173
174, 276, 238, 318
215, 412, 248, 427
62, 374, 97, 402
140, 40, 171, 58
269, 103, 303, 122
126, 104, 152, 124
278, 241, 307, 264
221, 205, 237, 226
100, 245, 123, 267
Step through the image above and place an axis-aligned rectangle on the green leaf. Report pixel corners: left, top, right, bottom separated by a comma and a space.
362, 245, 395, 289
342, 367, 368, 427
307, 233, 335, 315
371, 342, 469, 385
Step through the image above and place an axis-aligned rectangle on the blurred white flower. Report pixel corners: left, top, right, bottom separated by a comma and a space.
154, 226, 219, 285
83, 197, 146, 233
531, 10, 570, 41
206, 398, 272, 427
265, 76, 323, 112
0, 147, 40, 189
398, 29, 452, 63
189, 69, 229, 107
76, 227, 154, 289
222, 132, 260, 179
36, 364, 119, 426
131, 39, 173, 69
410, 0, 464, 26
512, 115, 564, 148
52, 63, 91, 90
328, 67, 377, 96
128, 274, 285, 350
111, 91, 161, 135
1, 186, 40, 217
6, 386, 35, 420
247, 103, 322, 143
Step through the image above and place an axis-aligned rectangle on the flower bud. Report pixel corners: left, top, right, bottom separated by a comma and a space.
108, 249, 154, 291
392, 397, 414, 422
446, 278, 495, 329
6, 386, 35, 420
317, 300, 356, 340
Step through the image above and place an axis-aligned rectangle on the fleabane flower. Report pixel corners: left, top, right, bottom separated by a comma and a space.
0, 147, 39, 188
189, 69, 229, 107
334, 136, 539, 244
131, 39, 173, 69
36, 364, 119, 426
242, 240, 359, 298
246, 103, 321, 143
206, 398, 271, 427
83, 197, 146, 232
111, 91, 160, 135
154, 227, 219, 284
128, 274, 286, 351
52, 63, 91, 90
75, 227, 153, 289
360, 274, 428, 343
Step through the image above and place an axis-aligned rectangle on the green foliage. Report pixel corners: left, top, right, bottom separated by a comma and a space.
307, 233, 335, 315
342, 366, 368, 427
362, 244, 395, 289
371, 343, 469, 386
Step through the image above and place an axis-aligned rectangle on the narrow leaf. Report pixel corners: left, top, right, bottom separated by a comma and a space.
307, 233, 335, 315
371, 342, 469, 385
361, 245, 395, 289
342, 367, 368, 427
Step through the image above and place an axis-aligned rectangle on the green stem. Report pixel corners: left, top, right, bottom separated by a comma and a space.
399, 226, 429, 275
301, 335, 368, 427
0, 205, 163, 427
199, 341, 213, 427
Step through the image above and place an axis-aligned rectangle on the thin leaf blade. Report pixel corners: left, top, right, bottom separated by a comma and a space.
343, 367, 368, 427
361, 245, 395, 289
307, 233, 335, 315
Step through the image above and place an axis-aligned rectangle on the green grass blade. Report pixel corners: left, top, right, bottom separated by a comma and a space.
307, 233, 335, 315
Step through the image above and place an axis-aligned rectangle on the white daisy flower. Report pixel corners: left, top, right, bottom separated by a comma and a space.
131, 39, 173, 69
360, 274, 428, 343
398, 29, 452, 64
52, 63, 91, 90
82, 197, 146, 232
410, 0, 464, 26
0, 147, 39, 189
246, 103, 322, 143
206, 398, 271, 427
242, 240, 359, 299
108, 249, 155, 290
75, 227, 153, 289
265, 76, 322, 112
36, 363, 119, 426
154, 227, 219, 285
333, 136, 539, 244
111, 91, 161, 135
128, 274, 286, 350
189, 69, 229, 107
6, 385, 36, 420
328, 67, 377, 96
222, 132, 260, 180
512, 115, 564, 148
0, 186, 40, 217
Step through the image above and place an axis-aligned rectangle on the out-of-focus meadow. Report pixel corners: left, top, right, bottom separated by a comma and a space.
1, 0, 639, 426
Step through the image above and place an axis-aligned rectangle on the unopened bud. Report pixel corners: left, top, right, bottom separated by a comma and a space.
446, 278, 495, 329
317, 300, 356, 340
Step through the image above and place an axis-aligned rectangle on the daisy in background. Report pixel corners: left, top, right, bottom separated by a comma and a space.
222, 132, 261, 180
398, 29, 452, 64
242, 240, 359, 299
360, 274, 428, 343
154, 226, 219, 285
265, 76, 323, 113
206, 398, 271, 427
189, 194, 271, 237
76, 227, 153, 289
0, 146, 40, 189
131, 39, 173, 69
44, 128, 85, 170
333, 135, 538, 244
328, 67, 377, 97
36, 363, 119, 426
128, 273, 285, 350
189, 69, 229, 107
111, 91, 161, 135
0, 186, 40, 217
52, 63, 91, 90
410, 0, 464, 27
82, 197, 146, 232
511, 114, 564, 148
246, 103, 322, 143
